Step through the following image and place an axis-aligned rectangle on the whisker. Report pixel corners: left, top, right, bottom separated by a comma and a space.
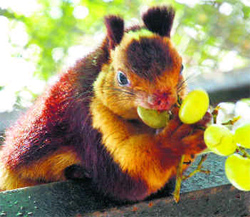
177, 73, 199, 89
177, 86, 186, 94
177, 73, 201, 95
101, 86, 136, 97
111, 87, 135, 96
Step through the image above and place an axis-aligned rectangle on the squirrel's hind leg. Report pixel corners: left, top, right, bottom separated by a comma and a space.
0, 146, 80, 191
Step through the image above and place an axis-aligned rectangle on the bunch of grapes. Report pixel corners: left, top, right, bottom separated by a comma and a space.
179, 89, 250, 192
137, 88, 250, 200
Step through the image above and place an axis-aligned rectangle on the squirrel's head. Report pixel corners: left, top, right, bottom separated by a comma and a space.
93, 6, 184, 120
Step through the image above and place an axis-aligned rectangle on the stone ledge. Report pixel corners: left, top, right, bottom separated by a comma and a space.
0, 181, 249, 217
92, 185, 250, 217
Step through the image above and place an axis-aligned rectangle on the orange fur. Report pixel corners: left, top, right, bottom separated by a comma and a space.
90, 98, 171, 192
90, 97, 195, 193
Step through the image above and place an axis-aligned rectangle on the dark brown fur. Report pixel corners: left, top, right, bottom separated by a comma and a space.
127, 37, 173, 80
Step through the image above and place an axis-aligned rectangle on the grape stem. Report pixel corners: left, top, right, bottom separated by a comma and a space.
173, 155, 185, 203
177, 95, 182, 107
221, 116, 241, 126
212, 106, 220, 124
237, 146, 250, 158
212, 105, 241, 126
182, 155, 210, 180
173, 154, 210, 203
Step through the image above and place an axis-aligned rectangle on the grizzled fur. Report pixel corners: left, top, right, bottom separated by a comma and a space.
0, 6, 205, 202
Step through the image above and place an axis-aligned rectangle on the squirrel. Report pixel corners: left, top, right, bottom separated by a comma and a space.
0, 6, 210, 201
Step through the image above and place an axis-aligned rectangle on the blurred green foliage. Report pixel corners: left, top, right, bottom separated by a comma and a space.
0, 0, 250, 80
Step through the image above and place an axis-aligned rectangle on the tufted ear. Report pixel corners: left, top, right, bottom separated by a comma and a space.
142, 6, 175, 37
105, 15, 124, 50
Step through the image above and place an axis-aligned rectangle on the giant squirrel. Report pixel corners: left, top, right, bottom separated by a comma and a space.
0, 6, 209, 201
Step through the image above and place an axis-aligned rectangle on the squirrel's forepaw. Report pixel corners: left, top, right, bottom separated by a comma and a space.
161, 107, 209, 156
180, 111, 212, 155
181, 129, 207, 155
196, 111, 212, 127
170, 124, 207, 156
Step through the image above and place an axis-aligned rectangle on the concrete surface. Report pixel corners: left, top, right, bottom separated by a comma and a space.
0, 177, 249, 216
181, 154, 229, 192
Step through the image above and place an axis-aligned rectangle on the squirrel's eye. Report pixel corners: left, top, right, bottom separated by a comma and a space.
117, 71, 130, 86
180, 64, 184, 74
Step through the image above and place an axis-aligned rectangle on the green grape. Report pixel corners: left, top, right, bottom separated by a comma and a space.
225, 154, 250, 191
204, 124, 236, 156
234, 123, 250, 149
179, 89, 209, 124
137, 106, 169, 129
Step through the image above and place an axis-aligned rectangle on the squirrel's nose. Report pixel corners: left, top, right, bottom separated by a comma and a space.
148, 92, 175, 111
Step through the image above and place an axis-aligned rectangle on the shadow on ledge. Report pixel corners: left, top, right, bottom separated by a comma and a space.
0, 180, 250, 217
